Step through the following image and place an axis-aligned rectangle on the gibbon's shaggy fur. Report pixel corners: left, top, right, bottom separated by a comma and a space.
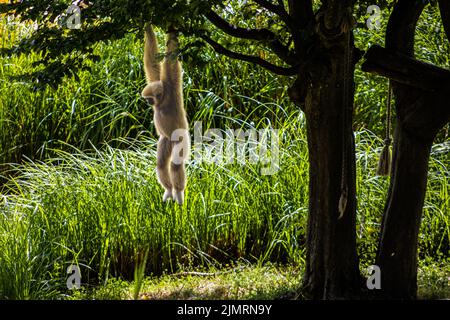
141, 25, 190, 205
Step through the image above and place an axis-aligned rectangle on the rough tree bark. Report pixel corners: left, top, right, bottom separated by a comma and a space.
290, 0, 362, 299
362, 0, 450, 299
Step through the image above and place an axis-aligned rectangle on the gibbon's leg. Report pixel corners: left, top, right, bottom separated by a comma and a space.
170, 163, 186, 204
144, 24, 161, 83
170, 131, 190, 205
156, 136, 173, 202
170, 160, 186, 205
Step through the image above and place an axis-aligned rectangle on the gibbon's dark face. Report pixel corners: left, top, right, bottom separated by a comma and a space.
144, 92, 163, 106
141, 81, 163, 106
145, 96, 155, 105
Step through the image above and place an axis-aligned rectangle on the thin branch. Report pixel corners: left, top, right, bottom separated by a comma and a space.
200, 35, 298, 76
206, 10, 273, 40
253, 0, 294, 29
205, 10, 296, 65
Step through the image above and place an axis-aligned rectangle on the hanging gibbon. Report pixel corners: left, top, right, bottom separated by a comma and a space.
141, 25, 190, 205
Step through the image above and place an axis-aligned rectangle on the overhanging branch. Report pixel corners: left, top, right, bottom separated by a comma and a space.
205, 10, 276, 41
253, 0, 294, 29
200, 35, 298, 76
205, 10, 296, 65
362, 45, 450, 92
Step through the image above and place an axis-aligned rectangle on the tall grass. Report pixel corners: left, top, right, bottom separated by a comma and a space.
0, 114, 448, 299
0, 108, 308, 298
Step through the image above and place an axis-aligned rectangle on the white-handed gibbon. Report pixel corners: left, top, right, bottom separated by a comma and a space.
141, 25, 190, 205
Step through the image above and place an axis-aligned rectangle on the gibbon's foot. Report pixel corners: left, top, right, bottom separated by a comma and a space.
163, 189, 173, 202
173, 189, 184, 205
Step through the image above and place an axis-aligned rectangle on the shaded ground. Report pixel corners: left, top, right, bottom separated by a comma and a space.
67, 263, 450, 300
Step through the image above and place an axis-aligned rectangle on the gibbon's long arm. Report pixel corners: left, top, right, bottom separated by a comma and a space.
144, 24, 161, 83
162, 32, 182, 90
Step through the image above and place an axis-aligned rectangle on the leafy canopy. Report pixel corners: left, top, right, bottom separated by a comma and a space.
0, 0, 441, 87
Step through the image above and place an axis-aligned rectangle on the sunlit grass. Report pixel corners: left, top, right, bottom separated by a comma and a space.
0, 121, 448, 299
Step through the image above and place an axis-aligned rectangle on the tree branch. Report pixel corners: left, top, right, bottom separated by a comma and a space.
362, 45, 450, 92
205, 10, 296, 65
205, 10, 274, 41
253, 0, 294, 29
438, 0, 450, 42
385, 0, 426, 55
200, 35, 298, 76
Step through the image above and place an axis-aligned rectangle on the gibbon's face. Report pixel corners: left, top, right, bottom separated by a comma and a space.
142, 81, 163, 106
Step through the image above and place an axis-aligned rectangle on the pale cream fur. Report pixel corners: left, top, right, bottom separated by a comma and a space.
141, 25, 189, 204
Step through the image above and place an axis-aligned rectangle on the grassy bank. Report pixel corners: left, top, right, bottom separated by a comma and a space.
1, 122, 448, 299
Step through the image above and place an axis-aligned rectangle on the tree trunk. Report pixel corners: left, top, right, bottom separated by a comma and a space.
299, 27, 361, 299
375, 124, 432, 299
361, 0, 450, 299
374, 84, 450, 299
374, 80, 450, 299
